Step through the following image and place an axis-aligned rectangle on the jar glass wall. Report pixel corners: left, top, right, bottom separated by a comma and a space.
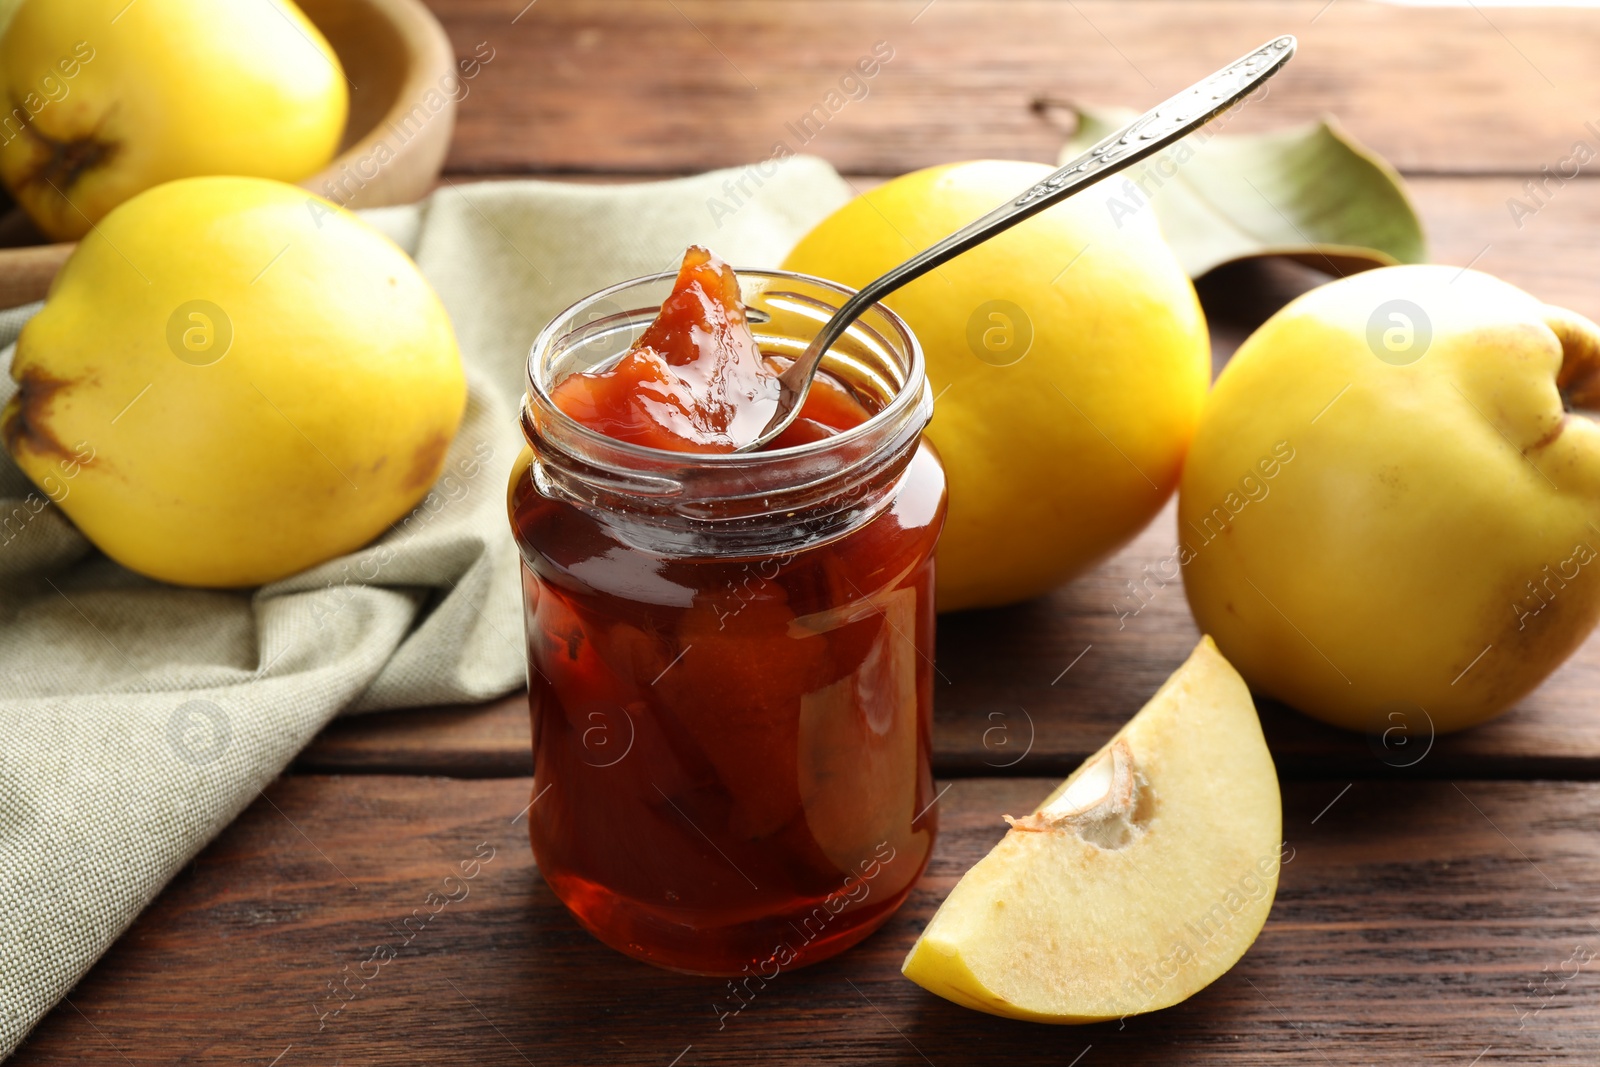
509, 268, 946, 976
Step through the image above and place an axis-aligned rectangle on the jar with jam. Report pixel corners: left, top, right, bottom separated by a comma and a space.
509, 248, 946, 975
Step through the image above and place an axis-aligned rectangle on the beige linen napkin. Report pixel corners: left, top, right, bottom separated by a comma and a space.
0, 156, 854, 1059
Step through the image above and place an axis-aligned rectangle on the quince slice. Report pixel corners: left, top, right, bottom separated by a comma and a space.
902, 637, 1283, 1022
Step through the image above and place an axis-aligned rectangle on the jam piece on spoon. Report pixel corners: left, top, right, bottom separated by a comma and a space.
552, 246, 869, 452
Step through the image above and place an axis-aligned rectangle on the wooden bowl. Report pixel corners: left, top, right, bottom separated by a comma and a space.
0, 0, 456, 308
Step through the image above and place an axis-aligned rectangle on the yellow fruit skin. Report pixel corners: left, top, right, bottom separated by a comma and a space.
1, 175, 466, 588
1180, 265, 1600, 734
783, 161, 1210, 612
0, 0, 348, 240
902, 637, 1280, 1022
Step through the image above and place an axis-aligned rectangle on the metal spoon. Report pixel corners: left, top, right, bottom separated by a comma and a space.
738, 34, 1297, 453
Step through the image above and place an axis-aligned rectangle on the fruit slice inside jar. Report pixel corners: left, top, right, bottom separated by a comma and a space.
550, 245, 872, 451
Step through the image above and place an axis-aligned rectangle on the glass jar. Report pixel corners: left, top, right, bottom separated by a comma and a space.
509, 267, 946, 976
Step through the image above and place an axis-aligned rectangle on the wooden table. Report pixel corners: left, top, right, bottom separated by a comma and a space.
16, 2, 1600, 1063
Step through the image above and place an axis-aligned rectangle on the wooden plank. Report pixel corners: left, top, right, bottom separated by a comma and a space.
3, 164, 1592, 319
935, 497, 1600, 780
1410, 175, 1600, 325
301, 492, 1600, 782
727, 174, 1600, 327
14, 774, 1600, 1064
295, 173, 1600, 780
825, 176, 1600, 325
296, 694, 530, 777
435, 0, 1600, 176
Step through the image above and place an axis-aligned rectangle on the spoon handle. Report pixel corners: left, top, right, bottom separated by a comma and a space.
747, 34, 1297, 452
854, 34, 1298, 313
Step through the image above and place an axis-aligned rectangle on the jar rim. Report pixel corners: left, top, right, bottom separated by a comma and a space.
524, 265, 927, 469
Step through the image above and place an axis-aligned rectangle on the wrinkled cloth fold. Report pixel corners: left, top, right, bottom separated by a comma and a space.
0, 157, 853, 1058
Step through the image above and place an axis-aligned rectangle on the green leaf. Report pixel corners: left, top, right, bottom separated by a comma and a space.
1059, 106, 1427, 278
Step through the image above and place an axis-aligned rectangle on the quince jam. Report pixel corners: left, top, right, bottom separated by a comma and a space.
511, 248, 944, 976
550, 246, 871, 452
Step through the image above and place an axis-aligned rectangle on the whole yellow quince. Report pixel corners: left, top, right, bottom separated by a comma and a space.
783, 161, 1210, 612
0, 0, 347, 240
2, 175, 466, 587
1180, 265, 1600, 734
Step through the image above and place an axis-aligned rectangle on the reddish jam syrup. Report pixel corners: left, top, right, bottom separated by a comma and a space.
550, 245, 871, 452
514, 248, 942, 975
